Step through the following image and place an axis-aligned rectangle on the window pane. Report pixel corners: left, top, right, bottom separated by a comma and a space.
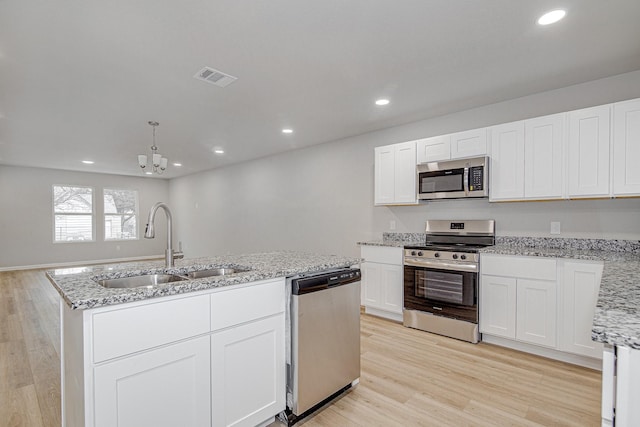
54, 214, 93, 241
105, 215, 137, 240
104, 189, 137, 214
54, 186, 93, 213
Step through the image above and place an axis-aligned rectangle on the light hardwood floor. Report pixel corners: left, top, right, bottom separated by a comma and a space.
1, 269, 601, 427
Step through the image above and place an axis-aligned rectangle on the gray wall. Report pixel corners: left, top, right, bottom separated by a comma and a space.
171, 70, 640, 259
0, 165, 171, 269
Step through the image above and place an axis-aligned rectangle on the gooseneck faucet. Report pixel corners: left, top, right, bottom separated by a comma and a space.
144, 202, 183, 267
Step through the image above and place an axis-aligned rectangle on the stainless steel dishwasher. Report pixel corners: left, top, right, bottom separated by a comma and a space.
283, 267, 361, 425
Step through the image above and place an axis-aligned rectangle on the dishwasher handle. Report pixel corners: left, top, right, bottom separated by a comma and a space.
291, 268, 361, 295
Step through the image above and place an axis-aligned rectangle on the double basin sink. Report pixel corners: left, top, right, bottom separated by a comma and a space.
96, 267, 251, 289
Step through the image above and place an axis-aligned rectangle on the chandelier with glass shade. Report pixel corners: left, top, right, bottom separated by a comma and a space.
138, 121, 168, 175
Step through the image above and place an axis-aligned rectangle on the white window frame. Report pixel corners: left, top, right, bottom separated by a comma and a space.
103, 188, 139, 241
53, 185, 95, 243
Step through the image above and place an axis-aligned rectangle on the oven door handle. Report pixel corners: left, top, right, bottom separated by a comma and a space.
404, 258, 478, 273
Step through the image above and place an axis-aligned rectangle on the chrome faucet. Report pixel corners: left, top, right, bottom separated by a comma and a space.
144, 202, 184, 267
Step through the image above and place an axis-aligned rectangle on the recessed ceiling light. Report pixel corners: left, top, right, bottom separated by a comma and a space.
173, 162, 182, 167
145, 171, 153, 175
375, 99, 390, 106
537, 9, 566, 25
82, 160, 94, 164
213, 149, 224, 155
282, 128, 293, 134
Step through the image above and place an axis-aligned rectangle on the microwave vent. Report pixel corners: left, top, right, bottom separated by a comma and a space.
194, 67, 238, 87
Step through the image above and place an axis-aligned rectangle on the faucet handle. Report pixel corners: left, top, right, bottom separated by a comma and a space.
173, 251, 184, 260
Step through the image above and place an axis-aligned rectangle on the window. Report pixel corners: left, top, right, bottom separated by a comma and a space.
104, 188, 138, 240
53, 185, 94, 242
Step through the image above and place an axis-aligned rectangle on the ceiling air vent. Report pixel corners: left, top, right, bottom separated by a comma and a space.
194, 67, 237, 87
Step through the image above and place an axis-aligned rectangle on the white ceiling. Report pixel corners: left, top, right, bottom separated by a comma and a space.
1, 1, 640, 179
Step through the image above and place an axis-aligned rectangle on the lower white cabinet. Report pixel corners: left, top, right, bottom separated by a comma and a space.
560, 260, 604, 358
480, 254, 604, 366
602, 345, 640, 426
360, 246, 403, 321
211, 314, 285, 427
61, 278, 286, 427
94, 336, 212, 427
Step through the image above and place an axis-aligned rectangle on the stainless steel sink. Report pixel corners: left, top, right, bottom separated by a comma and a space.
180, 267, 250, 279
97, 274, 188, 289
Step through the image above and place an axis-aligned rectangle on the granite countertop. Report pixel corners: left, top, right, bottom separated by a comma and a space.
47, 251, 361, 310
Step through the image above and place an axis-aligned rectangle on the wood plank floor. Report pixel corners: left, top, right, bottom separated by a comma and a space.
1, 269, 601, 427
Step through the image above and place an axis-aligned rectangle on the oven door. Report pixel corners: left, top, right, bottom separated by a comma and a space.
404, 264, 478, 323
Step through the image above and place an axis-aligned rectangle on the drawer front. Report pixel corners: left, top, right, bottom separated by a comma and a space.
92, 294, 210, 363
361, 245, 403, 265
211, 279, 285, 331
480, 254, 556, 280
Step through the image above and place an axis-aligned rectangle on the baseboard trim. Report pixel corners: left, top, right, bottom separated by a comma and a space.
363, 306, 403, 323
482, 334, 602, 370
0, 255, 164, 272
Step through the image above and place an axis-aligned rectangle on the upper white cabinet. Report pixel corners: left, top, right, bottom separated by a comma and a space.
568, 105, 611, 198
613, 98, 640, 196
524, 113, 564, 200
417, 128, 487, 163
489, 121, 525, 201
416, 135, 450, 163
374, 141, 417, 205
450, 128, 488, 159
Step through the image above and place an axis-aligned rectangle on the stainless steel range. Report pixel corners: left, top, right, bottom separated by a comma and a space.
403, 219, 495, 343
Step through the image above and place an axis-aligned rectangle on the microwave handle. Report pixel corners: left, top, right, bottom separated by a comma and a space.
463, 166, 469, 196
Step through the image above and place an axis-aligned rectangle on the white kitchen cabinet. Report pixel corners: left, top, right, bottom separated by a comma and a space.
559, 260, 604, 358
489, 121, 525, 201
450, 128, 487, 159
93, 336, 211, 427
61, 278, 286, 427
374, 141, 417, 205
613, 98, 640, 196
516, 279, 557, 348
479, 275, 516, 338
361, 245, 403, 321
416, 135, 451, 163
602, 345, 640, 427
524, 113, 564, 199
211, 314, 285, 427
568, 104, 611, 198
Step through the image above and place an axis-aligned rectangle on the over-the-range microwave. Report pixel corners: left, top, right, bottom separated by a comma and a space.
417, 156, 489, 200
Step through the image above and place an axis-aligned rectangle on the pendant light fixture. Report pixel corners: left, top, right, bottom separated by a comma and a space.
138, 121, 168, 174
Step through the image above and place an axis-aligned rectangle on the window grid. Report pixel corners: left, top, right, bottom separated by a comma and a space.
53, 185, 94, 243
103, 188, 139, 241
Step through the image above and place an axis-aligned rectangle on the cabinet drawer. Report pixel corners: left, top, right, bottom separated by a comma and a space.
481, 254, 556, 280
92, 294, 210, 363
211, 279, 285, 331
361, 245, 403, 265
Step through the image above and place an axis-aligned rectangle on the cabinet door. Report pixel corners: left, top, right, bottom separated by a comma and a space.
560, 261, 604, 358
516, 279, 557, 347
450, 128, 487, 159
479, 275, 516, 339
489, 121, 525, 201
568, 105, 611, 198
417, 135, 451, 163
93, 336, 211, 427
361, 262, 382, 307
211, 314, 285, 427
524, 114, 564, 199
615, 346, 640, 427
393, 140, 417, 204
374, 145, 395, 205
613, 98, 640, 195
380, 263, 403, 314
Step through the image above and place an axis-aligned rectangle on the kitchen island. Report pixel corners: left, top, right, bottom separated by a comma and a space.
47, 251, 361, 427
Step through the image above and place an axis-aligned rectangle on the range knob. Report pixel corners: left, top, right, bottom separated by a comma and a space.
461, 254, 467, 260
452, 254, 459, 260
417, 251, 423, 256
434, 252, 440, 258
411, 251, 417, 256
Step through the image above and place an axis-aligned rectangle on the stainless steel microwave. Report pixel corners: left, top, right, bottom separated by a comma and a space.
417, 156, 489, 200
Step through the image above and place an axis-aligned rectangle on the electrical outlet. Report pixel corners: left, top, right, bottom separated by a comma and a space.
390, 220, 396, 231
550, 221, 561, 235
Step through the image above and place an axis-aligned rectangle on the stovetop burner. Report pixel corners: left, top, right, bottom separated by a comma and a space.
404, 244, 489, 253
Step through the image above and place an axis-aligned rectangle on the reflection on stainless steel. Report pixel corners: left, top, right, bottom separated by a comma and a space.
180, 267, 250, 279
97, 274, 187, 289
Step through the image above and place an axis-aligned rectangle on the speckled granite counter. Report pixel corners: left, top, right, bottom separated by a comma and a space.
47, 251, 361, 310
480, 237, 640, 350
357, 232, 426, 248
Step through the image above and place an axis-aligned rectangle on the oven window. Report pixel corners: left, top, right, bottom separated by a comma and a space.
420, 169, 464, 193
415, 270, 464, 304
